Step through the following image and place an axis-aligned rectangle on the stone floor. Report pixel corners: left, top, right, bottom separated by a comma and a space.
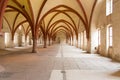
0, 44, 120, 80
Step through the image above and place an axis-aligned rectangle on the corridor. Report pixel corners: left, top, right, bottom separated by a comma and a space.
0, 44, 120, 80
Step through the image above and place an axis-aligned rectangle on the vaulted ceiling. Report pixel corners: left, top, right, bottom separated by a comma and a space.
3, 0, 104, 40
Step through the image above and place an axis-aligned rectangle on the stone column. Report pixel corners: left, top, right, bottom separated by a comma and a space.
0, 33, 5, 49
18, 32, 22, 47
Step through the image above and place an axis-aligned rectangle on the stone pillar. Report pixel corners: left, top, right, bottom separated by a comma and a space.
43, 35, 47, 48
0, 33, 5, 49
18, 32, 22, 47
86, 39, 91, 53
28, 33, 32, 45
29, 36, 32, 45
14, 33, 19, 47
24, 36, 29, 46
48, 37, 51, 46
76, 39, 78, 48
32, 37, 37, 53
82, 31, 85, 50
80, 32, 83, 49
71, 37, 74, 46
73, 35, 76, 46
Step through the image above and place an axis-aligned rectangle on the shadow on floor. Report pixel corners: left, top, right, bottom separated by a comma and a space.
0, 47, 32, 56
111, 70, 120, 77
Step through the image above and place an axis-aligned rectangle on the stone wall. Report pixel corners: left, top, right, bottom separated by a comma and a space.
0, 34, 5, 49
97, 0, 120, 61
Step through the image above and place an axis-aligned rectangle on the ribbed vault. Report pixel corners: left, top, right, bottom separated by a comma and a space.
2, 0, 103, 53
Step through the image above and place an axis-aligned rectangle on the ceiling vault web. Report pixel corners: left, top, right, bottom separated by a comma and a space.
3, 0, 99, 50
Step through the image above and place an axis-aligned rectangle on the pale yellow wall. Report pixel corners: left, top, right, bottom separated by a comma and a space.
112, 0, 120, 61
97, 1, 109, 56
97, 0, 120, 61
0, 35, 5, 49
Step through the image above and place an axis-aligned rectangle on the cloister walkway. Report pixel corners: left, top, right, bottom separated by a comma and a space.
0, 44, 120, 80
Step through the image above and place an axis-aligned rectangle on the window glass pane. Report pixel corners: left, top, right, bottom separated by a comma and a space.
109, 27, 112, 36
98, 29, 101, 45
109, 27, 112, 46
106, 0, 113, 16
110, 37, 112, 46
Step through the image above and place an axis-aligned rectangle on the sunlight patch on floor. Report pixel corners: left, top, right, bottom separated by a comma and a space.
0, 65, 5, 72
49, 70, 120, 80
49, 70, 63, 80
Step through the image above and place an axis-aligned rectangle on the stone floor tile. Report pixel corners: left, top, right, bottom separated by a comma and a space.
0, 44, 120, 80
